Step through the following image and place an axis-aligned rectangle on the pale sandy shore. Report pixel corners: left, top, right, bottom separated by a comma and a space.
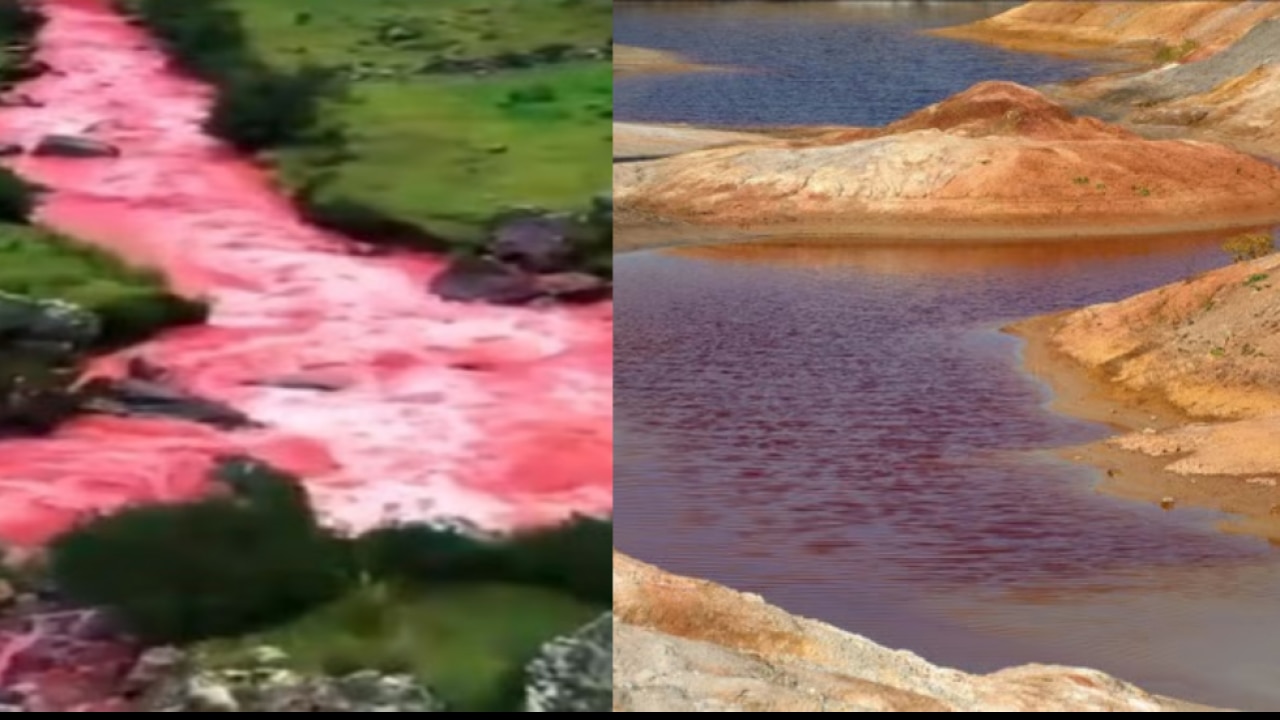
614, 44, 730, 76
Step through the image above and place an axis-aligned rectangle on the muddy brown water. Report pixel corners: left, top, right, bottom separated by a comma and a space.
615, 3, 1280, 709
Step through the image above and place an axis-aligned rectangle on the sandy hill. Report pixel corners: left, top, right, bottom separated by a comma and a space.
615, 81, 1280, 239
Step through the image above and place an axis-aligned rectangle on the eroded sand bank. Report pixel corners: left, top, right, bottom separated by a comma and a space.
1010, 250, 1280, 539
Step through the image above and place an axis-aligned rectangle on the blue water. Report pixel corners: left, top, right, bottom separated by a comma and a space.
616, 0, 1114, 126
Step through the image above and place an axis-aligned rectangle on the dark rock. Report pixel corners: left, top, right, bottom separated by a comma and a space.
80, 378, 256, 430
0, 292, 101, 348
429, 256, 542, 305
30, 135, 120, 159
0, 143, 22, 157
488, 213, 574, 273
525, 613, 612, 712
243, 374, 347, 392
535, 272, 611, 303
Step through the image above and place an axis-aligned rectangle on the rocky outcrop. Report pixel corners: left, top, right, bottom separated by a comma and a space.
429, 198, 612, 305
614, 551, 1217, 712
524, 612, 611, 712
615, 81, 1280, 240
0, 292, 100, 351
1045, 17, 1280, 159
133, 646, 446, 712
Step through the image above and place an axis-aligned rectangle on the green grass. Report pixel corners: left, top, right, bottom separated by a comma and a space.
0, 222, 206, 348
229, 0, 612, 242
196, 582, 601, 711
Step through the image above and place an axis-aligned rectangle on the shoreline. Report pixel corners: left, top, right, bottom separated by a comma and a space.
615, 212, 1280, 253
614, 44, 731, 76
1006, 311, 1280, 542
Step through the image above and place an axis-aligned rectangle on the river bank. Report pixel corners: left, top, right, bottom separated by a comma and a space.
615, 550, 1216, 712
2, 0, 611, 711
1009, 247, 1280, 540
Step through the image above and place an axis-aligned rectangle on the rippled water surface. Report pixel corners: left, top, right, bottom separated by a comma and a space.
616, 0, 1114, 126
0, 0, 611, 545
616, 1, 1280, 710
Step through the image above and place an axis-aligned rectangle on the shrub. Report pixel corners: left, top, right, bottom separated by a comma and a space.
49, 456, 356, 643
0, 167, 37, 223
352, 515, 612, 606
118, 0, 346, 153
1223, 232, 1275, 263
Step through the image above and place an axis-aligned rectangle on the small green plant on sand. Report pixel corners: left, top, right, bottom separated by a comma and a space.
1154, 38, 1198, 64
1223, 233, 1275, 263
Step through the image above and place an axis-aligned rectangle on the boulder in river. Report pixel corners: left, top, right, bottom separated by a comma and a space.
30, 135, 121, 159
534, 272, 612, 304
79, 377, 256, 430
488, 212, 574, 274
428, 256, 542, 305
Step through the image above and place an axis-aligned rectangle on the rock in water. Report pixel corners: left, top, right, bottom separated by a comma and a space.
79, 377, 257, 430
428, 256, 542, 305
488, 213, 574, 273
524, 613, 613, 712
30, 135, 120, 159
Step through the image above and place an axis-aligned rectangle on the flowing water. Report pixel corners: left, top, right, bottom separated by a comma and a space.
0, 0, 611, 547
616, 1, 1280, 710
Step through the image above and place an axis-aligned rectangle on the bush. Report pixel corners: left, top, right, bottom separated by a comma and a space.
119, 0, 345, 153
0, 0, 41, 39
50, 453, 609, 644
1223, 232, 1275, 263
0, 167, 37, 223
353, 515, 612, 606
49, 456, 356, 643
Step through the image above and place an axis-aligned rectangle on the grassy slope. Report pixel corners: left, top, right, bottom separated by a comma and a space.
232, 0, 612, 242
197, 582, 600, 711
0, 222, 206, 349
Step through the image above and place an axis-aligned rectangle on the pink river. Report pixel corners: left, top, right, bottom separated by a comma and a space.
0, 0, 612, 548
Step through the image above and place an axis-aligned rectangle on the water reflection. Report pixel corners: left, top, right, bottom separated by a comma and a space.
615, 235, 1280, 709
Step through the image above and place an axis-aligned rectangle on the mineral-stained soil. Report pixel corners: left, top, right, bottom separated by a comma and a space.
613, 551, 1219, 712
1010, 249, 1280, 538
615, 81, 1280, 242
929, 1, 1280, 62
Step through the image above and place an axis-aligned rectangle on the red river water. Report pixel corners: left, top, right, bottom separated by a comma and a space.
0, 0, 612, 548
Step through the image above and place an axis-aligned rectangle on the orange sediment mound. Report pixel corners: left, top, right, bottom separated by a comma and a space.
615, 81, 1280, 242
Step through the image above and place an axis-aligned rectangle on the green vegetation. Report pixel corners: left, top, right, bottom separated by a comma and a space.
198, 582, 597, 711
119, 0, 612, 263
47, 455, 610, 710
1153, 38, 1198, 64
1223, 232, 1275, 263
1, 167, 206, 436
0, 0, 44, 89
